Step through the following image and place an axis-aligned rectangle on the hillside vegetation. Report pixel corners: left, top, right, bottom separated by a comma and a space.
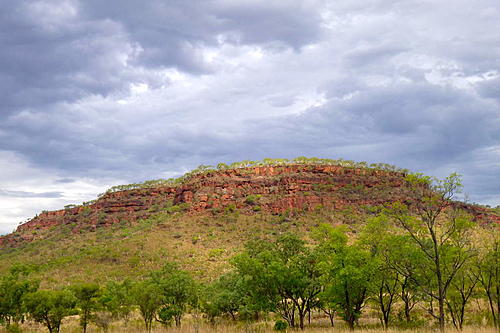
0, 159, 499, 332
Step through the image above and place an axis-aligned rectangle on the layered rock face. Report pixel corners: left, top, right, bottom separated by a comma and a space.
1, 165, 498, 247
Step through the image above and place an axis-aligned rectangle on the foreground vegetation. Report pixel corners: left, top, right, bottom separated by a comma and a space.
1, 173, 499, 332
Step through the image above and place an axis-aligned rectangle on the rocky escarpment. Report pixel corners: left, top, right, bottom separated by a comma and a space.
1, 164, 498, 247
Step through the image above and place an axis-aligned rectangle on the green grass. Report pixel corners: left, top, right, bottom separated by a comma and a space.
0, 208, 358, 286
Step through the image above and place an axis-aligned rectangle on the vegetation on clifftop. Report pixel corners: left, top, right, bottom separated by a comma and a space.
97, 157, 409, 197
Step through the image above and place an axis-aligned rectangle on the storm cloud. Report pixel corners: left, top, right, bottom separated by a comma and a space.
0, 0, 499, 234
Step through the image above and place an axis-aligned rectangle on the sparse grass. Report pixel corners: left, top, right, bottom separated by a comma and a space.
9, 316, 498, 333
0, 209, 357, 285
1, 209, 496, 333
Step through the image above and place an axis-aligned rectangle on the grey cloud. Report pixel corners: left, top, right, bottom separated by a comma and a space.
477, 77, 500, 101
54, 178, 75, 184
0, 0, 327, 119
80, 0, 322, 70
267, 94, 297, 108
0, 189, 63, 198
212, 1, 322, 49
0, 0, 499, 223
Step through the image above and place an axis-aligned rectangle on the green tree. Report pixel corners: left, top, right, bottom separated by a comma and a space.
131, 280, 162, 333
360, 216, 400, 328
445, 266, 478, 330
0, 265, 39, 328
151, 263, 197, 327
474, 230, 500, 328
23, 290, 76, 333
201, 273, 246, 321
385, 173, 476, 331
317, 294, 336, 327
217, 162, 229, 170
383, 234, 422, 324
232, 234, 322, 329
71, 283, 100, 333
314, 224, 375, 330
93, 279, 134, 331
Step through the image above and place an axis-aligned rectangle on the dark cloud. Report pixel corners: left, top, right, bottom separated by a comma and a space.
77, 0, 322, 73
0, 2, 145, 119
0, 0, 500, 233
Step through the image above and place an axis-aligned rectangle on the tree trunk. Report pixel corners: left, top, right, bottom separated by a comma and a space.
496, 280, 500, 328
401, 278, 413, 323
347, 314, 355, 331
404, 301, 411, 323
295, 302, 306, 330
431, 226, 446, 332
322, 308, 335, 327
299, 313, 304, 330
45, 319, 53, 333
445, 300, 458, 330
485, 290, 497, 327
459, 302, 465, 330
438, 295, 445, 332
145, 318, 152, 333
383, 311, 390, 329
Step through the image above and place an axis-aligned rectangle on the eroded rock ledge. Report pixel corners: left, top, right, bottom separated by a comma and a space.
1, 165, 498, 247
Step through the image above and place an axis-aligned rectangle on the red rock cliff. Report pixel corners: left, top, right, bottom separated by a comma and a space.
1, 165, 498, 247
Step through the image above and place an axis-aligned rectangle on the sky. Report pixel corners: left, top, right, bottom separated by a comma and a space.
1, 0, 499, 235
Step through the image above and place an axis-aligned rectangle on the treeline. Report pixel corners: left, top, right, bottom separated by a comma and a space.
0, 263, 196, 333
1, 174, 499, 332
204, 174, 499, 331
99, 157, 409, 195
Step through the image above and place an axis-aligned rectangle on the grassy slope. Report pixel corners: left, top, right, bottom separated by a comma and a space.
0, 206, 359, 287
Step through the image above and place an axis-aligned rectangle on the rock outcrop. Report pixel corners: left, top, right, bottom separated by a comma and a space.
1, 165, 498, 247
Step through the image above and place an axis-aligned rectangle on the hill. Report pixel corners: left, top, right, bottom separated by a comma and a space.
0, 159, 498, 286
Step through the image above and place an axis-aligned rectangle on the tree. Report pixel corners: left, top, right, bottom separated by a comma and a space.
71, 283, 100, 333
151, 263, 197, 327
314, 224, 375, 330
445, 266, 478, 330
0, 264, 39, 328
385, 173, 477, 331
232, 233, 322, 329
383, 234, 422, 324
23, 290, 76, 333
131, 280, 163, 333
201, 273, 246, 321
360, 216, 400, 329
93, 280, 134, 332
474, 229, 500, 328
317, 294, 336, 327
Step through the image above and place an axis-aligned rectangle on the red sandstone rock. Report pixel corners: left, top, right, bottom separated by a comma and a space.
0, 165, 498, 248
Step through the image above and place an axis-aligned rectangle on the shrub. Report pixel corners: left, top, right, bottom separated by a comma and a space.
274, 319, 288, 331
192, 235, 201, 244
167, 203, 190, 214
224, 204, 237, 213
208, 248, 225, 259
6, 324, 21, 333
252, 205, 262, 212
245, 195, 261, 205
